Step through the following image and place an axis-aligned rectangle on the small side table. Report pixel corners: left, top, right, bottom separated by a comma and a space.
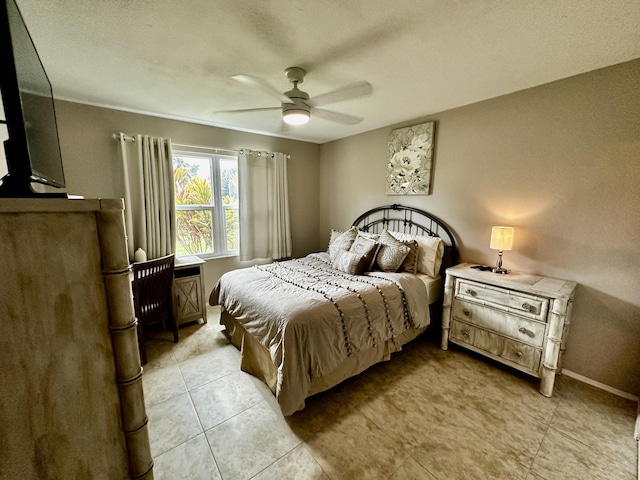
441, 263, 577, 397
173, 255, 207, 326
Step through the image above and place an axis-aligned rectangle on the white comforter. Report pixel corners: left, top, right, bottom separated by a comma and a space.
210, 252, 431, 414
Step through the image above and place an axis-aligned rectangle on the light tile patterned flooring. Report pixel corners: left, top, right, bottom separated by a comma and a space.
142, 306, 638, 480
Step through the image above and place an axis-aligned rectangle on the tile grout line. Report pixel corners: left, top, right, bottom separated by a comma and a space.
179, 348, 226, 479
522, 380, 566, 478
549, 388, 637, 469
547, 425, 637, 476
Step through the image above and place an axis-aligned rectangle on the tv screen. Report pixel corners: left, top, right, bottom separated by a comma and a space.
0, 0, 66, 196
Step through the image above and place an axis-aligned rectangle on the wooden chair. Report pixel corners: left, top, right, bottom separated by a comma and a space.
132, 253, 177, 365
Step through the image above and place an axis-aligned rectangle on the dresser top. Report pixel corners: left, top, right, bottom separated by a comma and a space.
0, 198, 123, 213
446, 263, 577, 300
175, 255, 205, 268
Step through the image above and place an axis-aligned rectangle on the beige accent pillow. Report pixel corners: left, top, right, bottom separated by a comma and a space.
328, 227, 358, 262
400, 238, 420, 274
332, 249, 366, 275
376, 230, 410, 272
349, 234, 380, 271
389, 231, 444, 278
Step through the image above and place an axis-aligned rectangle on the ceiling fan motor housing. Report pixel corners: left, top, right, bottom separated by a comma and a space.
282, 67, 311, 119
282, 85, 310, 116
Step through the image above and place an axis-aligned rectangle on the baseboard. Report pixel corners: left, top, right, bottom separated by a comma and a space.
562, 369, 639, 402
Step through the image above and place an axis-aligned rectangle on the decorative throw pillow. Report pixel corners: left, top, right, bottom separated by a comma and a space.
328, 229, 342, 245
400, 238, 420, 274
356, 230, 380, 241
375, 230, 411, 272
389, 231, 444, 278
332, 249, 366, 275
349, 234, 380, 271
328, 227, 358, 262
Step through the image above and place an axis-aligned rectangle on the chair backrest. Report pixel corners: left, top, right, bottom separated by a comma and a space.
132, 253, 175, 321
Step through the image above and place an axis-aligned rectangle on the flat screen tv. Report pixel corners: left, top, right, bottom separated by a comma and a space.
0, 0, 66, 197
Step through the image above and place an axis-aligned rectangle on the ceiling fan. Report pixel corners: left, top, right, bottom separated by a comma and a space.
217, 67, 372, 126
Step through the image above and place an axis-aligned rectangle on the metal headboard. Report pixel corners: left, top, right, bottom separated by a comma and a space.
352, 204, 458, 272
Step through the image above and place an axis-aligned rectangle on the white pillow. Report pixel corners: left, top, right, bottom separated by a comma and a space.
328, 227, 358, 262
356, 230, 380, 241
389, 231, 444, 278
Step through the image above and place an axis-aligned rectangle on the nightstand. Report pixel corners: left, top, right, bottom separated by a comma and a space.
441, 262, 577, 396
173, 255, 207, 326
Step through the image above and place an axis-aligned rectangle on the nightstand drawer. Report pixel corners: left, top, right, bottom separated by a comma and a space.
452, 300, 546, 347
450, 320, 542, 373
455, 279, 548, 321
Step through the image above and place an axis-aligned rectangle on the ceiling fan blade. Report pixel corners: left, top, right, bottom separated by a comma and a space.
213, 106, 281, 114
312, 108, 363, 125
308, 81, 372, 107
231, 74, 294, 104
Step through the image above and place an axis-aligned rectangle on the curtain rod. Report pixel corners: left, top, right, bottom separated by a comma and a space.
112, 133, 169, 144
112, 132, 136, 143
113, 135, 289, 159
240, 149, 291, 159
172, 143, 239, 155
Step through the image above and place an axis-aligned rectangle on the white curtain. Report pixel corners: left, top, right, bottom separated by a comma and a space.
238, 150, 291, 261
119, 134, 176, 261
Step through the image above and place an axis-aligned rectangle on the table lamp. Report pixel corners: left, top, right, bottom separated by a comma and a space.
490, 226, 514, 274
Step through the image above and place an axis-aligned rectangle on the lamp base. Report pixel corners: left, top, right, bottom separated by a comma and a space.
492, 250, 508, 274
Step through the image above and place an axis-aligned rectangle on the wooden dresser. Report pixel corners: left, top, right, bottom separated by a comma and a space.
0, 199, 153, 479
441, 263, 577, 396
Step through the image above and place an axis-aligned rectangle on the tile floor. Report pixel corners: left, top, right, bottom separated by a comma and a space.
142, 306, 638, 480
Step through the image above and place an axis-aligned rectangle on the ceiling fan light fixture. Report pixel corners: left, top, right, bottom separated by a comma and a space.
282, 96, 310, 125
283, 109, 310, 125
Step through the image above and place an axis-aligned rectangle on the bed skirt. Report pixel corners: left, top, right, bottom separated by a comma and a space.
220, 309, 429, 414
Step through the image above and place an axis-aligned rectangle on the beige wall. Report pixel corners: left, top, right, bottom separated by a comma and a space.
52, 59, 639, 396
319, 59, 640, 396
54, 101, 321, 292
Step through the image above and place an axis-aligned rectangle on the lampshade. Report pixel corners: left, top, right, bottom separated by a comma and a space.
490, 226, 514, 251
283, 110, 310, 125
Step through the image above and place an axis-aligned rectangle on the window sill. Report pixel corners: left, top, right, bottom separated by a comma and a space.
177, 252, 239, 261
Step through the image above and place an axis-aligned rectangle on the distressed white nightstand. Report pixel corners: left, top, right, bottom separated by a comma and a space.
441, 263, 577, 397
173, 255, 207, 326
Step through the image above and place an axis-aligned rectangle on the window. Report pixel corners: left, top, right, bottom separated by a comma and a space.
173, 149, 238, 258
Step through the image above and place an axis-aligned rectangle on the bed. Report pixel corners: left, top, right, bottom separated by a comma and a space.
209, 204, 458, 415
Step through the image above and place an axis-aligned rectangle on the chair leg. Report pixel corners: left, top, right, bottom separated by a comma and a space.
137, 319, 147, 365
170, 313, 179, 343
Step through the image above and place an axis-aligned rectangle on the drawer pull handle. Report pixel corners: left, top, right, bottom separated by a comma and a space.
515, 351, 523, 358
461, 330, 469, 338
463, 309, 471, 316
466, 289, 477, 297
518, 327, 527, 334
522, 302, 532, 312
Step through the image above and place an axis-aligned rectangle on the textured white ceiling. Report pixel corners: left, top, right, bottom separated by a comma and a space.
16, 0, 640, 144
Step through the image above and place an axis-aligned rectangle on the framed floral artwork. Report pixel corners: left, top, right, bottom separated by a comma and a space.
386, 121, 435, 195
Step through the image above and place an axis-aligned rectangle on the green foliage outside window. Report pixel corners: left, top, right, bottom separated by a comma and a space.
175, 165, 213, 255
174, 159, 238, 256
224, 202, 239, 251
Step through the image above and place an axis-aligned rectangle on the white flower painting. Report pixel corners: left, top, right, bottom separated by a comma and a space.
386, 122, 435, 195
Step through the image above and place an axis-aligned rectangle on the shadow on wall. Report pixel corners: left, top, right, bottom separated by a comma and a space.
564, 284, 640, 396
